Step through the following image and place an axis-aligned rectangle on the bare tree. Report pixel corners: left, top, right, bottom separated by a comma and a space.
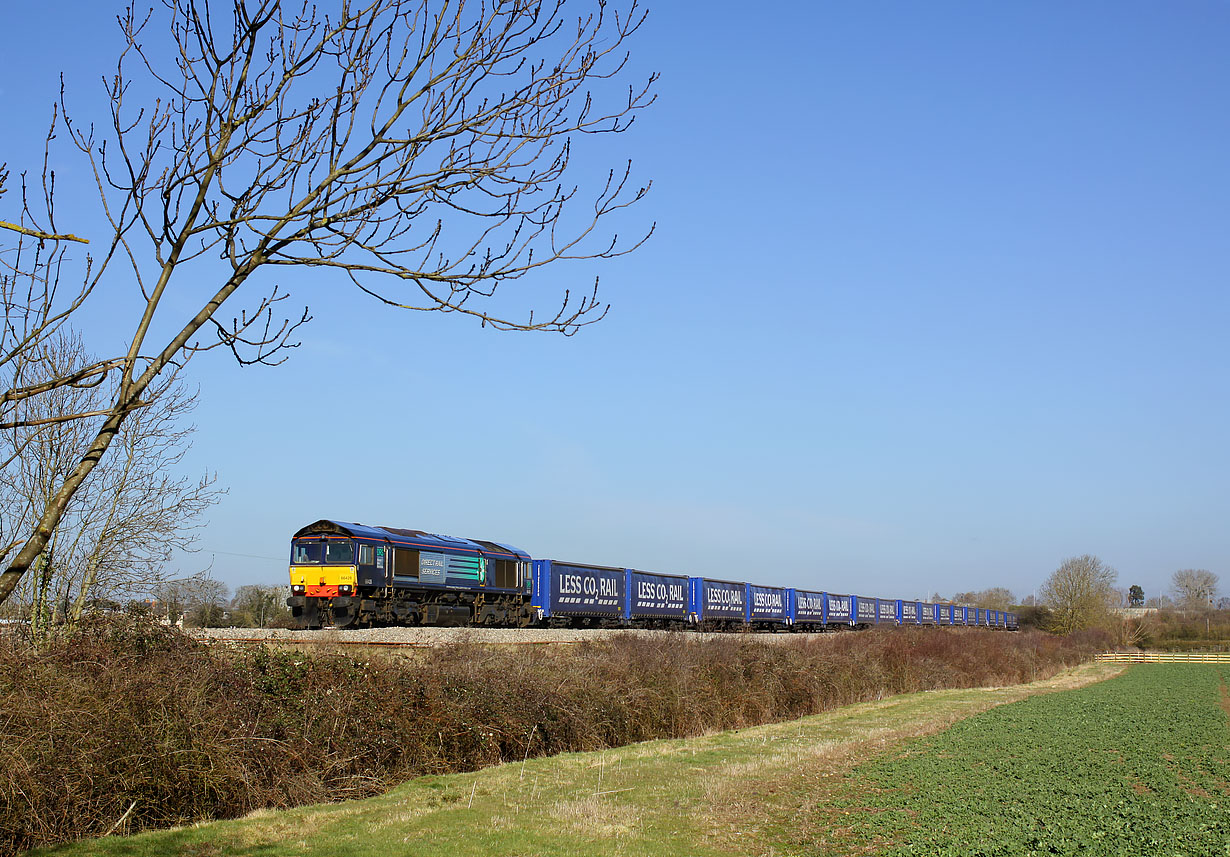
152, 575, 230, 626
0, 0, 655, 607
232, 583, 287, 628
1039, 554, 1117, 635
185, 578, 231, 627
2, 332, 222, 638
1170, 569, 1218, 611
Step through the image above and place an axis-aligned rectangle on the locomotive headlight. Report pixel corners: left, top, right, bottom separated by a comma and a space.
338, 584, 352, 595
291, 585, 305, 594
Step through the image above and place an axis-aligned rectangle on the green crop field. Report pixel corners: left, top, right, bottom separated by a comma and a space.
762, 663, 1230, 856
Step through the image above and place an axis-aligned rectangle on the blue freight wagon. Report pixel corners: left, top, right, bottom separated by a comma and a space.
854, 595, 878, 626
627, 570, 689, 623
877, 598, 897, 625
825, 593, 854, 628
920, 602, 937, 625
898, 600, 920, 625
690, 578, 747, 626
791, 588, 828, 630
749, 584, 790, 628
532, 560, 625, 622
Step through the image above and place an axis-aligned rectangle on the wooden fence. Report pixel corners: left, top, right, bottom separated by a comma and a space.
1095, 651, 1230, 664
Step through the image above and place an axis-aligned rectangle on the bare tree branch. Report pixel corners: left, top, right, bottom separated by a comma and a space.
0, 221, 89, 244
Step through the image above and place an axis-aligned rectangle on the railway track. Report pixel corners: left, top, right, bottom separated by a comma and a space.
190, 626, 828, 648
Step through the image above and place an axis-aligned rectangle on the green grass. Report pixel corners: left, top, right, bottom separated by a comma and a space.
31, 663, 1120, 857
758, 663, 1230, 856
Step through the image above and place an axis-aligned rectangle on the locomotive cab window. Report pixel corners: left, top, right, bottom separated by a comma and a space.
358, 544, 374, 566
324, 540, 354, 564
292, 541, 323, 564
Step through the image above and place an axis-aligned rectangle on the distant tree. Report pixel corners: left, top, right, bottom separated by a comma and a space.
1039, 554, 1117, 634
1145, 594, 1174, 610
183, 578, 230, 628
0, 0, 656, 610
1128, 585, 1145, 608
231, 584, 287, 629
1218, 597, 1230, 611
150, 579, 192, 624
154, 575, 227, 626
977, 587, 1015, 610
1170, 569, 1218, 611
952, 587, 1015, 610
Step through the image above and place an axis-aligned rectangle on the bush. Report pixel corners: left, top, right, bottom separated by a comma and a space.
0, 618, 1104, 855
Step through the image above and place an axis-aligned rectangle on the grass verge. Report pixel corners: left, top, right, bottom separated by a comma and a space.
32, 662, 1123, 856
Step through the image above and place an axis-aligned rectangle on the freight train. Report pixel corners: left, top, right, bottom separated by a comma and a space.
285, 519, 1019, 632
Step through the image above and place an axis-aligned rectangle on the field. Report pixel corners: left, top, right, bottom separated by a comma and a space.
782, 662, 1230, 855
44, 660, 1226, 857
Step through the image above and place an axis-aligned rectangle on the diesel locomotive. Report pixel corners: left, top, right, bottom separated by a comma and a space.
285, 519, 1019, 632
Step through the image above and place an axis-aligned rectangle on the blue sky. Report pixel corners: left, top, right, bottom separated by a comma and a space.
2, 1, 1227, 604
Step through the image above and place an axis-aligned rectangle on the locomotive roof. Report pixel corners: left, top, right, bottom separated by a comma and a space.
293, 519, 530, 561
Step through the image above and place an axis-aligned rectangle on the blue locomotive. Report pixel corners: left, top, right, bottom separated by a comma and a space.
286, 519, 1019, 632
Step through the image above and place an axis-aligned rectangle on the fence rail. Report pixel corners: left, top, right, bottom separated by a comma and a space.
1096, 651, 1230, 664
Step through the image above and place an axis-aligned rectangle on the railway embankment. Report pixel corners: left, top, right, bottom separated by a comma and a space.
1, 618, 1106, 855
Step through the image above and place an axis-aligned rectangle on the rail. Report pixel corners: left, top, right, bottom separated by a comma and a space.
199, 636, 578, 648
1095, 651, 1230, 664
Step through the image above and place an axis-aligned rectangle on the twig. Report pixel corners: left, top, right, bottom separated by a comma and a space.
519, 724, 537, 780
105, 800, 138, 836
0, 219, 89, 243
